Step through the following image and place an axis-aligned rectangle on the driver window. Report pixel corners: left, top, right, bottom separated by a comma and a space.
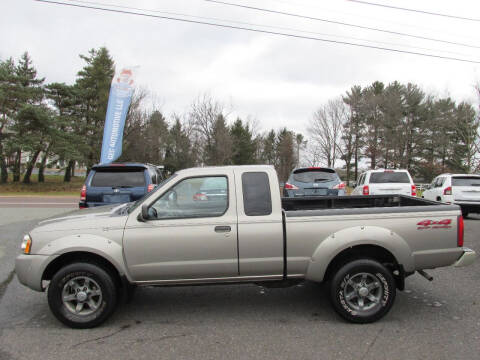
149, 176, 228, 220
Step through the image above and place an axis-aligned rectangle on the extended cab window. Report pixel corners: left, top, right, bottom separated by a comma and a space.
242, 172, 272, 216
150, 176, 228, 219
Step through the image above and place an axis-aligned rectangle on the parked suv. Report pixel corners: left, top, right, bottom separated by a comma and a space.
283, 167, 345, 197
422, 173, 480, 217
79, 163, 164, 208
352, 169, 416, 197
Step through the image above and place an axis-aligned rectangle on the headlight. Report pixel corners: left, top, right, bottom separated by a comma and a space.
21, 234, 32, 254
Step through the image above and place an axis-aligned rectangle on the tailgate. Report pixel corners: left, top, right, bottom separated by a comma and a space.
452, 176, 480, 201
371, 183, 411, 196
453, 187, 480, 201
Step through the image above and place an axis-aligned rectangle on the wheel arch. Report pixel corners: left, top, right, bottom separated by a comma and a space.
42, 251, 124, 290
305, 225, 413, 288
323, 244, 406, 288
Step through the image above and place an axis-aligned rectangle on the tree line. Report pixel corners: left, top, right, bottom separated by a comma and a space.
0, 47, 303, 183
2, 47, 478, 186
309, 81, 479, 183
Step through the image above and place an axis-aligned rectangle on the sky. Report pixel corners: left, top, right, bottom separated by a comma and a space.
1, 0, 480, 136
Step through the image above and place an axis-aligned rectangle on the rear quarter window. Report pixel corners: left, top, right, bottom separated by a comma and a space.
369, 172, 410, 184
91, 169, 146, 187
452, 177, 480, 186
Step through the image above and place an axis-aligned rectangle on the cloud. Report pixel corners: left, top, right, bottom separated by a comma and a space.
1, 0, 479, 134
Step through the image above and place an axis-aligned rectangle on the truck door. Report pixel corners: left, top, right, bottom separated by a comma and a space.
123, 170, 238, 281
234, 169, 284, 277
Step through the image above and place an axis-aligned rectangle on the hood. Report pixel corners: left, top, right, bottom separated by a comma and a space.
34, 203, 129, 232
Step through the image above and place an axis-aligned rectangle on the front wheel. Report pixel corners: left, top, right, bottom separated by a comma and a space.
461, 208, 469, 218
47, 263, 118, 328
330, 259, 396, 323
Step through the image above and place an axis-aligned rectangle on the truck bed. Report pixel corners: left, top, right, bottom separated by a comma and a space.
282, 194, 444, 212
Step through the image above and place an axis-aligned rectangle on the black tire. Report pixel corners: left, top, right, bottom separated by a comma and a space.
461, 208, 469, 218
329, 259, 396, 324
47, 263, 118, 329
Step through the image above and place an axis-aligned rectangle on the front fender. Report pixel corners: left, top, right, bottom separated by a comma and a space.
305, 226, 413, 282
37, 234, 128, 278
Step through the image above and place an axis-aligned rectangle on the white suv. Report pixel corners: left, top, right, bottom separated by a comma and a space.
422, 174, 480, 217
352, 169, 416, 197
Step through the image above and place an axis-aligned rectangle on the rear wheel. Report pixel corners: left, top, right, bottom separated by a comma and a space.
47, 263, 117, 328
330, 259, 396, 323
461, 208, 469, 218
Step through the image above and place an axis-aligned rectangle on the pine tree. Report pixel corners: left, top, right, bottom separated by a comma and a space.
205, 114, 232, 165
164, 117, 195, 172
261, 129, 277, 166
142, 110, 169, 165
343, 86, 364, 181
0, 58, 17, 183
9, 52, 45, 182
45, 82, 84, 182
230, 118, 256, 165
15, 104, 53, 183
276, 128, 295, 182
75, 47, 115, 171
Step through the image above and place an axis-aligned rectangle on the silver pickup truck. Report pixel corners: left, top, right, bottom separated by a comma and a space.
16, 165, 476, 328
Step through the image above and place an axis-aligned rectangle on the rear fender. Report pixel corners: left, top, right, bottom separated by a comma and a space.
305, 226, 413, 282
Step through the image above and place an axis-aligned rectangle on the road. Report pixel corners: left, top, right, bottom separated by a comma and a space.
0, 206, 479, 360
0, 196, 78, 208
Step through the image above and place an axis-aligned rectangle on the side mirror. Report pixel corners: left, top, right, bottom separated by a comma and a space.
352, 182, 357, 188
138, 203, 149, 222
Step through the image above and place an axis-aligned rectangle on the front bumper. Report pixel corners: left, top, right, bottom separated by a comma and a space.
454, 248, 477, 267
15, 254, 57, 292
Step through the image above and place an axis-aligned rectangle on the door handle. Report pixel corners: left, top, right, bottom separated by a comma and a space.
215, 226, 231, 233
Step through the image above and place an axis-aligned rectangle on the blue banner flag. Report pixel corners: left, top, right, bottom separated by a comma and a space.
100, 68, 136, 164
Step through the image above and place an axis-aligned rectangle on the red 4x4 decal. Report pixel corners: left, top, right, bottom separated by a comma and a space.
417, 219, 452, 229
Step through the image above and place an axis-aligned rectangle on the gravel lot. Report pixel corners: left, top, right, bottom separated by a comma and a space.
0, 207, 478, 360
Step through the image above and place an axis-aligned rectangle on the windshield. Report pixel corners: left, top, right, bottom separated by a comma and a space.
127, 174, 177, 213
452, 177, 480, 187
369, 172, 410, 183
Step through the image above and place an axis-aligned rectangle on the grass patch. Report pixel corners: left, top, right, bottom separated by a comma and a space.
0, 174, 85, 195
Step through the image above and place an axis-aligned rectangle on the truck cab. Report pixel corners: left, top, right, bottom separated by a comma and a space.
125, 166, 285, 281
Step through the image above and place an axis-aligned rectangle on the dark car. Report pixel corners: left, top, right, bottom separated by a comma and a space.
79, 163, 164, 208
283, 167, 345, 197
193, 177, 228, 202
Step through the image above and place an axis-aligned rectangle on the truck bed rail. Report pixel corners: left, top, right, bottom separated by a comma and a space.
282, 195, 443, 212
